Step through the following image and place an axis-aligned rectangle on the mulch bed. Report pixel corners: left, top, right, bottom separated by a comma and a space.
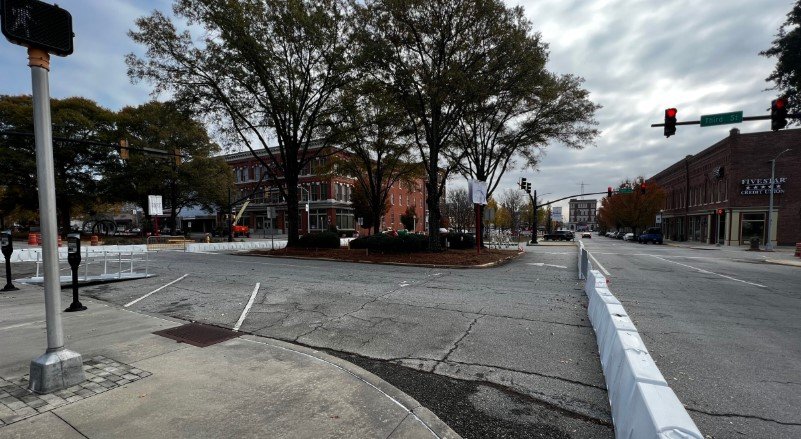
248, 246, 521, 267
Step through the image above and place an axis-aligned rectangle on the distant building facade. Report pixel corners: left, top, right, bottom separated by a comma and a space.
648, 128, 801, 246
568, 199, 597, 231
223, 146, 428, 236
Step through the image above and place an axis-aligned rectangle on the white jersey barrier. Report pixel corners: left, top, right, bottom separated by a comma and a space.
578, 243, 702, 439
185, 238, 353, 253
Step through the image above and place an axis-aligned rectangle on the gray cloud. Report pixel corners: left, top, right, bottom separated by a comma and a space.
0, 0, 794, 217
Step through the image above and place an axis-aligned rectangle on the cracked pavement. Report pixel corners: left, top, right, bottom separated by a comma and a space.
35, 245, 614, 437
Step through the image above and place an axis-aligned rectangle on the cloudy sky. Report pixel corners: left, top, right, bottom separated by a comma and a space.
0, 0, 795, 215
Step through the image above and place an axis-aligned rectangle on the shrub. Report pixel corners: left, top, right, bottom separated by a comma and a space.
446, 232, 475, 249
349, 233, 428, 253
297, 231, 341, 249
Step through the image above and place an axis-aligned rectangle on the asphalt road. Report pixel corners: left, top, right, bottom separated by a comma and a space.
581, 237, 801, 438
9, 245, 613, 438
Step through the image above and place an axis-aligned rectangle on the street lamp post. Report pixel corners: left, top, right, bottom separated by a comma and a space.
765, 148, 791, 251
298, 185, 311, 234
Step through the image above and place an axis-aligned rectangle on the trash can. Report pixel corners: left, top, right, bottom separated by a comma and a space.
749, 237, 760, 250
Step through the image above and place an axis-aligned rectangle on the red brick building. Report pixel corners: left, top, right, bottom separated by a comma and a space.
224, 147, 428, 236
648, 128, 801, 246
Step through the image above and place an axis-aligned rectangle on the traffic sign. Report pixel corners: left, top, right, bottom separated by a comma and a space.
618, 188, 633, 194
1, 0, 74, 56
700, 111, 743, 127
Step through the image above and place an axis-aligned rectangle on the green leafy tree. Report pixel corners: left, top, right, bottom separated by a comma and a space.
127, 0, 354, 245
354, 0, 536, 250
0, 95, 116, 233
106, 101, 231, 231
761, 1, 801, 118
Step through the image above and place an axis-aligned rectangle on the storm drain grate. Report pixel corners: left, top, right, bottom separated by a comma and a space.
153, 322, 241, 347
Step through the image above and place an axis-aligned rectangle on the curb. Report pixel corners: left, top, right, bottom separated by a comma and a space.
81, 297, 461, 439
238, 250, 522, 269
238, 335, 461, 439
763, 258, 801, 268
577, 246, 703, 438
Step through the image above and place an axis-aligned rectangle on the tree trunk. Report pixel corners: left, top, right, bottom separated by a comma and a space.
285, 179, 300, 247
427, 176, 442, 251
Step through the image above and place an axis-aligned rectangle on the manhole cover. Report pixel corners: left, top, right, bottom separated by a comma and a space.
153, 323, 241, 347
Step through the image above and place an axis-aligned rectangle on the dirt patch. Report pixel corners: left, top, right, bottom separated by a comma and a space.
247, 247, 521, 268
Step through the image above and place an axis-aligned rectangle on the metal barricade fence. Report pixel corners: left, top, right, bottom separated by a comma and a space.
146, 235, 194, 251
31, 248, 151, 283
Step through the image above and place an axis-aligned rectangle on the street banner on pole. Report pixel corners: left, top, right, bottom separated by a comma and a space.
468, 180, 488, 205
148, 195, 163, 216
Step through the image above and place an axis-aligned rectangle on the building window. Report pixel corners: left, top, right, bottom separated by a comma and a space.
309, 209, 327, 230
740, 213, 765, 245
336, 208, 354, 230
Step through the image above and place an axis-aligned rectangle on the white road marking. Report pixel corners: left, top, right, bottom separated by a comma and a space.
0, 320, 45, 331
124, 274, 189, 307
233, 283, 261, 332
526, 262, 568, 269
649, 255, 767, 288
588, 252, 611, 277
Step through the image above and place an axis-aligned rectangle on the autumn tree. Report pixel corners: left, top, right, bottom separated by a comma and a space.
597, 178, 666, 236
761, 1, 801, 118
354, 0, 540, 250
127, 0, 354, 246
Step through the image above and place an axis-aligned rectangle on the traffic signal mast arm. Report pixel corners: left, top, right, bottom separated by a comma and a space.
530, 191, 608, 210
650, 114, 799, 127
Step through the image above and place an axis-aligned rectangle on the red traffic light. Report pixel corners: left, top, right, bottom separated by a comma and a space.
665, 108, 677, 118
640, 183, 647, 194
774, 98, 786, 109
607, 186, 613, 197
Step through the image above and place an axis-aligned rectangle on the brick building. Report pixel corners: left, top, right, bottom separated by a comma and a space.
224, 147, 428, 236
648, 128, 801, 246
568, 198, 597, 231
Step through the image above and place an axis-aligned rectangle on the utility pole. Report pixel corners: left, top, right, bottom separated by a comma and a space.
765, 149, 790, 251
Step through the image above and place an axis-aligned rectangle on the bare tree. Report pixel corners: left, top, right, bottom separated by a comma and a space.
446, 188, 473, 233
331, 80, 421, 235
499, 188, 525, 232
127, 0, 354, 246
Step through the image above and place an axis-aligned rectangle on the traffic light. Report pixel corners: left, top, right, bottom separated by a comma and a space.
519, 177, 527, 189
525, 182, 532, 194
607, 186, 612, 197
119, 139, 129, 160
640, 182, 647, 194
664, 108, 677, 137
771, 97, 788, 131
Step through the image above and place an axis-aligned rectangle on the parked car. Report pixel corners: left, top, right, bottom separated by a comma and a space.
614, 231, 625, 239
638, 227, 664, 244
543, 230, 575, 241
581, 232, 592, 239
623, 232, 635, 241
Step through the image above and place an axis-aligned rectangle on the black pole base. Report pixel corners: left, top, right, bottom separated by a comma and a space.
2, 283, 19, 291
64, 302, 87, 312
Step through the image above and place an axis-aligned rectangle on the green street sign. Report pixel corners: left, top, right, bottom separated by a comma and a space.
700, 111, 743, 127
618, 188, 633, 194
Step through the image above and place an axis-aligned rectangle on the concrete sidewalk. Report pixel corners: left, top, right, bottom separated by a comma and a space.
0, 287, 459, 438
